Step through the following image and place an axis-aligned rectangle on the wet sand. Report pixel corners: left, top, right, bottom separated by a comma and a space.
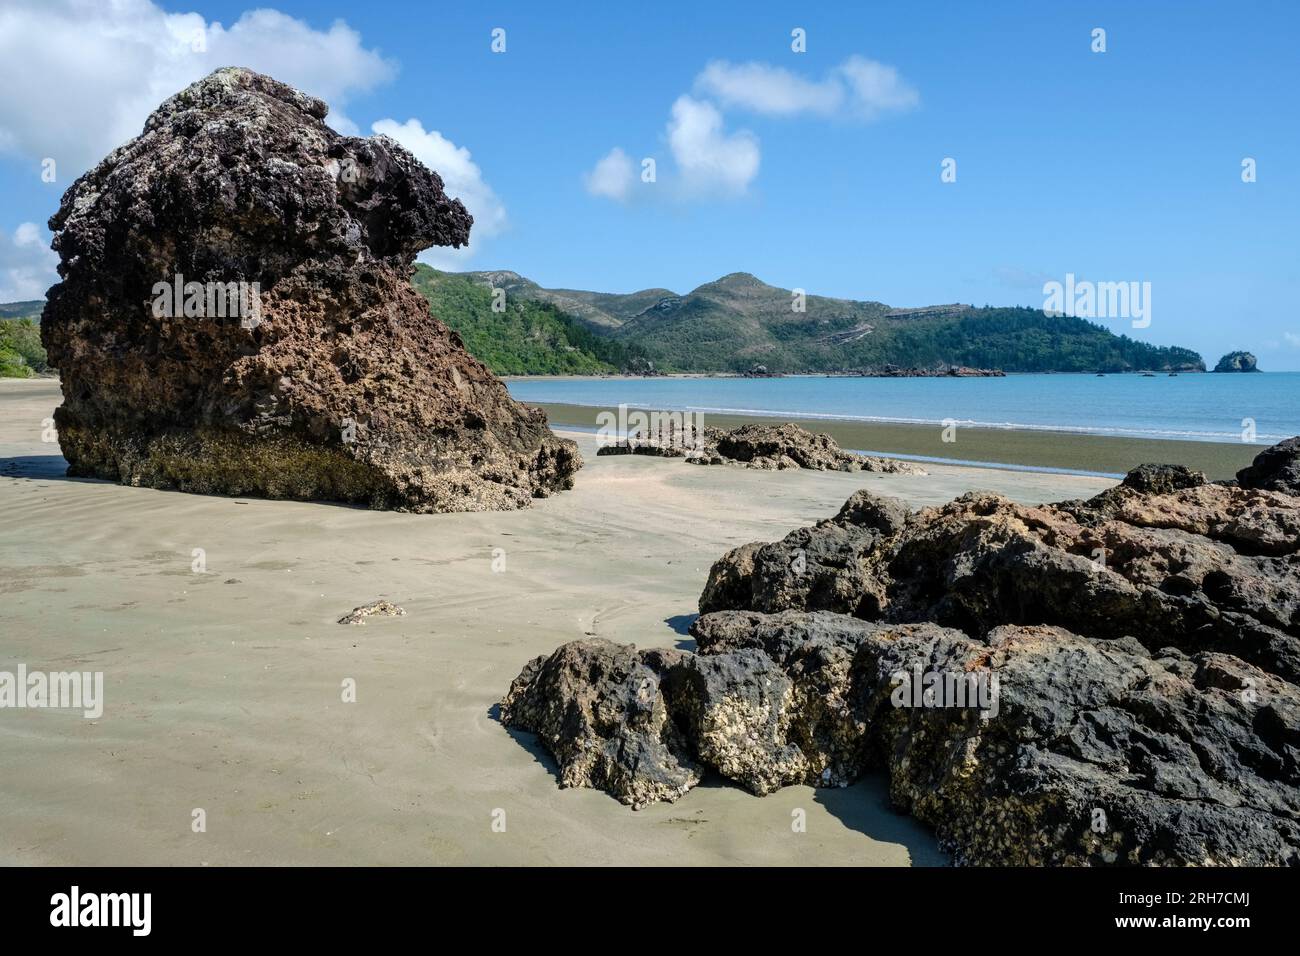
532, 401, 1261, 480
1, 378, 1113, 865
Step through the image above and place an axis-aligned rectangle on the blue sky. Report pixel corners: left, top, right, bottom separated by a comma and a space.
1, 0, 1297, 367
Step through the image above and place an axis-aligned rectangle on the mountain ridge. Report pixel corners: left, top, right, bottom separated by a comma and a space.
443, 267, 1205, 375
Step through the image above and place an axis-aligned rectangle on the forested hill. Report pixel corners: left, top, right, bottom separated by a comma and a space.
419, 268, 1205, 375
411, 267, 648, 374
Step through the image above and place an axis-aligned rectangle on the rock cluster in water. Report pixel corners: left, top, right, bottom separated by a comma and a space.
503, 438, 1300, 865
41, 67, 579, 512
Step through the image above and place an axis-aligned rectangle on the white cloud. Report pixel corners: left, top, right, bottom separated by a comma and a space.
694, 56, 918, 121
1284, 332, 1300, 348
837, 56, 921, 119
0, 221, 58, 302
0, 0, 395, 174
372, 118, 506, 269
695, 61, 841, 116
584, 147, 635, 202
588, 53, 916, 204
666, 96, 759, 197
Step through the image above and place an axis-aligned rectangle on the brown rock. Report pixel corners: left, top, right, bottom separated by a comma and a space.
41, 67, 579, 513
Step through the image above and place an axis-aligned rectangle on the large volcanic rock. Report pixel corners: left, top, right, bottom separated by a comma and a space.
502, 438, 1300, 865
41, 67, 579, 512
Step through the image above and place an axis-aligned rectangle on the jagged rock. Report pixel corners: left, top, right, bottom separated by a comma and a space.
660, 649, 808, 795
833, 488, 914, 534
594, 422, 924, 474
1238, 436, 1300, 496
686, 423, 926, 474
499, 640, 700, 808
41, 67, 579, 513
865, 623, 1300, 865
691, 609, 906, 786
502, 438, 1300, 864
1118, 462, 1207, 495
700, 520, 886, 617
701, 458, 1300, 684
1069, 462, 1206, 519
506, 610, 1300, 864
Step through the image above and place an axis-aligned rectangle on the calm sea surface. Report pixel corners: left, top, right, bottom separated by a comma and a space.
506, 372, 1300, 444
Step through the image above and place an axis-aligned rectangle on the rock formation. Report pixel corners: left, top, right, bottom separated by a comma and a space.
1237, 436, 1300, 496
1213, 351, 1260, 372
597, 421, 924, 475
703, 459, 1300, 683
503, 436, 1300, 865
41, 67, 579, 512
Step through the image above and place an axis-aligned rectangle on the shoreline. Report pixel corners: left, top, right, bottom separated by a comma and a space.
532, 401, 1262, 479
3, 377, 1265, 479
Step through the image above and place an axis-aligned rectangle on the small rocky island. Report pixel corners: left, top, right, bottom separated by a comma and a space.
40, 68, 580, 512
1213, 351, 1261, 372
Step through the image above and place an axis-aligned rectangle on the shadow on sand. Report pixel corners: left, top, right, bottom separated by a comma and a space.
0, 453, 73, 480
665, 613, 698, 650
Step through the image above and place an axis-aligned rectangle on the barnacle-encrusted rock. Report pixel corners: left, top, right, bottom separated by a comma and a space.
41, 67, 579, 512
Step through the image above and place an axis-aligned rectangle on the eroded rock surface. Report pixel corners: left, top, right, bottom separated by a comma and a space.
499, 640, 700, 808
503, 439, 1300, 865
689, 422, 926, 474
703, 472, 1300, 683
42, 67, 579, 512
504, 610, 1300, 864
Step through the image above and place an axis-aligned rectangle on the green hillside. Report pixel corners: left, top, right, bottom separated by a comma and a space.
429, 270, 1205, 374
411, 266, 649, 375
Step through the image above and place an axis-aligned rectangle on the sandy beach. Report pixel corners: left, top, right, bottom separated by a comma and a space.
1, 377, 1117, 865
